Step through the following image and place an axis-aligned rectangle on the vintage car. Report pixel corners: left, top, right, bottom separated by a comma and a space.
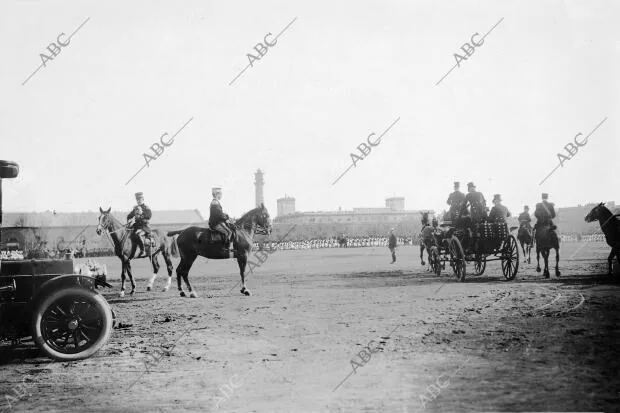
0, 160, 114, 361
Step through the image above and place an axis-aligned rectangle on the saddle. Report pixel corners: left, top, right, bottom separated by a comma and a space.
134, 229, 155, 255
199, 228, 227, 244
198, 227, 235, 248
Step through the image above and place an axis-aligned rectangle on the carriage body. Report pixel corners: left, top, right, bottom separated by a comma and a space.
431, 219, 519, 282
0, 160, 114, 361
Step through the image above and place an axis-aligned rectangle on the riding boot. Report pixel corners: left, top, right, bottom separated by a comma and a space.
137, 238, 145, 256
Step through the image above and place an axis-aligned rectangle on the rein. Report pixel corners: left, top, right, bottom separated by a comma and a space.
600, 212, 620, 229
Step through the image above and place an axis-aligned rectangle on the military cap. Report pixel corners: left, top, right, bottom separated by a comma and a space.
135, 192, 144, 198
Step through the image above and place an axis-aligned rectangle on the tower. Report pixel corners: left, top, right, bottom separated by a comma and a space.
277, 195, 296, 217
254, 169, 265, 207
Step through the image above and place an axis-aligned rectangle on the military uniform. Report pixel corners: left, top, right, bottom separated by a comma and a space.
535, 199, 556, 229
388, 231, 397, 263
518, 211, 532, 228
461, 188, 487, 224
447, 190, 466, 221
127, 204, 152, 233
209, 198, 232, 244
127, 192, 152, 255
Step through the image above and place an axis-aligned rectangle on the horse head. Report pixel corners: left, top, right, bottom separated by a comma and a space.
257, 203, 272, 234
238, 203, 271, 234
96, 207, 112, 235
584, 202, 606, 223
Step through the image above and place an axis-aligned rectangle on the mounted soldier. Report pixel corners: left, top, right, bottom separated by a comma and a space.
127, 192, 152, 256
534, 193, 556, 230
446, 181, 465, 221
488, 194, 511, 223
518, 205, 532, 229
209, 187, 234, 250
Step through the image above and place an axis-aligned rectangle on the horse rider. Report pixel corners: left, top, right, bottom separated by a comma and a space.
127, 192, 152, 255
518, 205, 532, 229
421, 211, 430, 227
488, 194, 511, 223
388, 228, 397, 264
209, 187, 234, 249
534, 193, 556, 231
447, 181, 466, 221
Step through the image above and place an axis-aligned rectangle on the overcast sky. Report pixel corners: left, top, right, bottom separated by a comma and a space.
1, 0, 617, 219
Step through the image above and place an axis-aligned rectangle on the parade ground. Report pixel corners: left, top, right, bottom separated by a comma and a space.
1, 242, 618, 413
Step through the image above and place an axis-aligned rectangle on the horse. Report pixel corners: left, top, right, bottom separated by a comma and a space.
166, 204, 271, 298
96, 207, 175, 296
337, 235, 348, 248
585, 202, 620, 275
534, 223, 560, 278
517, 223, 534, 264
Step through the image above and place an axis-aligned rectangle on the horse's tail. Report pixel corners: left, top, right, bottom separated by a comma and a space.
170, 235, 179, 257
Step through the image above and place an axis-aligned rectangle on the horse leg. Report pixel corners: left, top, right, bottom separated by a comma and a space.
177, 254, 197, 298
536, 248, 541, 273
120, 260, 127, 297
520, 241, 526, 262
162, 249, 174, 292
238, 253, 251, 296
607, 248, 616, 275
555, 248, 561, 277
126, 260, 136, 295
147, 254, 161, 291
420, 245, 425, 266
542, 250, 550, 278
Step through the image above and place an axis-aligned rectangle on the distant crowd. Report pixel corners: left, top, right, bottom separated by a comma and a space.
254, 236, 415, 251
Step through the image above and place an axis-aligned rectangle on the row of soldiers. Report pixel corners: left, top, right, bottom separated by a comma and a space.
254, 235, 412, 251
446, 181, 556, 229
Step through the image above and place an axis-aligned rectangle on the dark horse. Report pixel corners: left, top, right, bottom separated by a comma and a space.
585, 202, 620, 275
337, 235, 348, 248
419, 212, 433, 268
167, 204, 271, 297
517, 223, 534, 264
96, 207, 175, 296
534, 223, 560, 278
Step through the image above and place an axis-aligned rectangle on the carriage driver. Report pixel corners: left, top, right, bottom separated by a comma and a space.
127, 192, 152, 255
447, 181, 466, 221
518, 205, 532, 229
209, 187, 234, 249
534, 193, 556, 231
488, 194, 511, 223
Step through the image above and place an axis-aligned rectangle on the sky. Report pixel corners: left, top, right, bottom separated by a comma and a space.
0, 0, 618, 220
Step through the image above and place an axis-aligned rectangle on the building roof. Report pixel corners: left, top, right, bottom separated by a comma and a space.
3, 209, 204, 227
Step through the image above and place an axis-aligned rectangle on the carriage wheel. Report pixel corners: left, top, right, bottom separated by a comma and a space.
474, 254, 486, 275
448, 236, 466, 282
430, 246, 441, 276
501, 235, 519, 281
32, 287, 113, 361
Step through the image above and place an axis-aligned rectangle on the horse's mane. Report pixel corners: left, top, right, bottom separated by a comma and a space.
105, 211, 124, 227
235, 206, 264, 227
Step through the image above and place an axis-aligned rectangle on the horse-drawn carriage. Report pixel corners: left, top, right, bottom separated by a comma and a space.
427, 216, 520, 282
0, 160, 114, 360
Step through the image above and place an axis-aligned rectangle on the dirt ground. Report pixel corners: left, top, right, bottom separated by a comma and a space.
1, 242, 619, 413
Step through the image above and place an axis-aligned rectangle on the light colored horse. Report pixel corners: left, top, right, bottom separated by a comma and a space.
96, 207, 175, 296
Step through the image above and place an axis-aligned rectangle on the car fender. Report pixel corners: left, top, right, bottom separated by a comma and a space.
31, 275, 111, 309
